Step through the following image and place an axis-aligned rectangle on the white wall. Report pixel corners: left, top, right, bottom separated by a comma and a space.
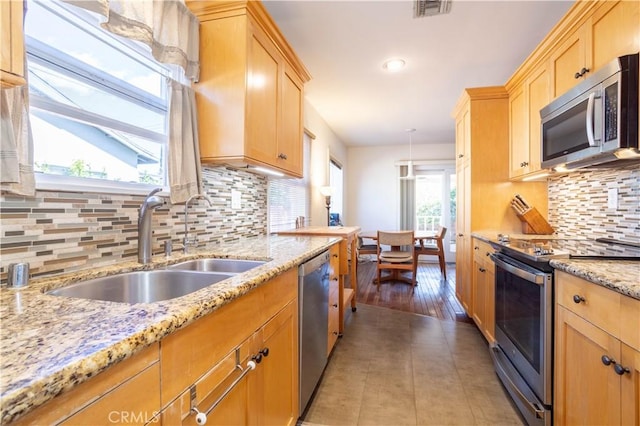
346, 143, 455, 231
304, 100, 348, 226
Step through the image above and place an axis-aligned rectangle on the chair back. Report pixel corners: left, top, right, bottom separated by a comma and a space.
377, 231, 415, 253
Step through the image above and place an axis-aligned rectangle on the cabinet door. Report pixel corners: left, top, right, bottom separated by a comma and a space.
455, 162, 471, 316
471, 257, 487, 332
526, 67, 549, 174
246, 24, 279, 167
278, 63, 304, 176
590, 0, 640, 72
0, 0, 25, 87
620, 343, 640, 425
550, 25, 588, 98
253, 300, 298, 426
161, 340, 253, 426
509, 85, 528, 178
555, 306, 621, 425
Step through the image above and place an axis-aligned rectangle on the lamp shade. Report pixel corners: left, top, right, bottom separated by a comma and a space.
319, 186, 333, 197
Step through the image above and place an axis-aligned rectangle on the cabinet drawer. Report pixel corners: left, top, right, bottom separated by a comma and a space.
473, 239, 493, 265
14, 343, 160, 425
160, 288, 262, 407
62, 364, 160, 426
262, 268, 297, 323
556, 271, 621, 337
620, 295, 640, 351
162, 338, 253, 425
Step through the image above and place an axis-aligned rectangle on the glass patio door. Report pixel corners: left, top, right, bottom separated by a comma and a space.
414, 167, 456, 262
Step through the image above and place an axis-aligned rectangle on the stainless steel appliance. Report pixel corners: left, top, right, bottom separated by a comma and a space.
298, 250, 330, 414
540, 53, 639, 170
487, 235, 640, 426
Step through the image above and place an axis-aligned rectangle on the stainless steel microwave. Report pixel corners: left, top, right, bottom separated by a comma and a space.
540, 53, 638, 170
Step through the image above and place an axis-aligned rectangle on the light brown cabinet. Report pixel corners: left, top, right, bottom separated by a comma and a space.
0, 0, 26, 87
508, 65, 549, 179
327, 244, 340, 355
13, 344, 161, 425
471, 238, 495, 344
159, 268, 299, 425
506, 0, 639, 180
551, 0, 640, 99
187, 1, 310, 178
452, 87, 547, 318
554, 271, 640, 425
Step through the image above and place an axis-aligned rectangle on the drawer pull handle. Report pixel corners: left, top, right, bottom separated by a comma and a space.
479, 267, 486, 273
191, 359, 257, 424
601, 355, 615, 366
333, 303, 338, 308
614, 364, 630, 375
572, 295, 585, 304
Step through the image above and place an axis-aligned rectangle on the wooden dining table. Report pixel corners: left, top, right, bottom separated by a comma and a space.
359, 230, 442, 285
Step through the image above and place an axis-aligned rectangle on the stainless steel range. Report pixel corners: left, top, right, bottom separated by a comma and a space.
486, 235, 639, 426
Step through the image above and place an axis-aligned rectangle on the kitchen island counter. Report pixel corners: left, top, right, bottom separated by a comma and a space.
0, 235, 338, 424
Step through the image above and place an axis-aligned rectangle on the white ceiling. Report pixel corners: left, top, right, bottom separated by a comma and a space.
263, 0, 574, 147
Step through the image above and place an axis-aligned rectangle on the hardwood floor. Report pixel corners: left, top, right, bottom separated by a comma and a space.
352, 258, 473, 323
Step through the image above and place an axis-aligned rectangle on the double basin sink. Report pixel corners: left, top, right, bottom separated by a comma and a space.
48, 259, 266, 304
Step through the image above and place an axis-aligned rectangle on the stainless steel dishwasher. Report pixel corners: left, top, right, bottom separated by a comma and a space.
298, 250, 330, 414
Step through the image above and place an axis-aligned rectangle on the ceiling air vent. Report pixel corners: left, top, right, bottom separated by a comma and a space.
414, 0, 452, 17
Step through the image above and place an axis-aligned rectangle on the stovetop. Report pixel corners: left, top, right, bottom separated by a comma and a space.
489, 234, 640, 264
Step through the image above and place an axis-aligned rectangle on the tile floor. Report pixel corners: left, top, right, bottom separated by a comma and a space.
301, 304, 524, 425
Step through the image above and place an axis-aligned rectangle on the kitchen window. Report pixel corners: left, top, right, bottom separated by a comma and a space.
268, 134, 311, 233
24, 0, 172, 194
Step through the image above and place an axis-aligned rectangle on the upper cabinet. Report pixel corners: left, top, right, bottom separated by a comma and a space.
186, 1, 310, 178
506, 0, 639, 180
550, 1, 640, 98
0, 0, 26, 88
508, 65, 549, 179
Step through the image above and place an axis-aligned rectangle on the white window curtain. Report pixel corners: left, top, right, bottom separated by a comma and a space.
0, 84, 36, 196
168, 80, 201, 204
63, 0, 200, 81
399, 165, 415, 230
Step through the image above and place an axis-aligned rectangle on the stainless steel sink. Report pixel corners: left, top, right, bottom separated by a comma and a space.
168, 258, 266, 273
47, 270, 234, 303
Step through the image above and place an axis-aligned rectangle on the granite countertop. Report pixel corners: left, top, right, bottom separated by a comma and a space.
0, 235, 339, 424
549, 258, 640, 300
471, 231, 640, 300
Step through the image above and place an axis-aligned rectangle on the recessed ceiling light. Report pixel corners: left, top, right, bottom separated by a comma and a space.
382, 59, 406, 72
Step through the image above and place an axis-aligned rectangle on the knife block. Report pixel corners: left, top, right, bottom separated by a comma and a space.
515, 207, 555, 235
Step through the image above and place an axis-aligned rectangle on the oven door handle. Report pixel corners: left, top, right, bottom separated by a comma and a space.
489, 253, 545, 285
491, 345, 546, 419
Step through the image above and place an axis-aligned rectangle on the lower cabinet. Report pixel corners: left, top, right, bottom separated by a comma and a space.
471, 238, 495, 343
554, 271, 640, 425
14, 268, 299, 426
328, 243, 340, 355
158, 268, 299, 426
13, 344, 161, 425
161, 299, 298, 426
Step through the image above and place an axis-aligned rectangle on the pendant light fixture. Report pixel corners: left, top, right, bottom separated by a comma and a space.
399, 128, 416, 180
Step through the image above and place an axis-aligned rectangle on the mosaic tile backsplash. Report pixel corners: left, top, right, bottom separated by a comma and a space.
0, 166, 267, 282
548, 163, 639, 242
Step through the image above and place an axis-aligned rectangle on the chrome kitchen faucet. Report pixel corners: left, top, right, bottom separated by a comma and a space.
184, 193, 213, 253
137, 188, 166, 264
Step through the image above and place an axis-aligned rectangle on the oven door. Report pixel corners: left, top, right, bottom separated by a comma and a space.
490, 253, 553, 421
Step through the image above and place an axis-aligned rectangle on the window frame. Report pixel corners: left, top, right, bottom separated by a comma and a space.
26, 0, 172, 195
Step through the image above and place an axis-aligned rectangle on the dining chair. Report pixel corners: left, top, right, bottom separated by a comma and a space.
357, 236, 378, 261
413, 226, 447, 280
376, 230, 416, 290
